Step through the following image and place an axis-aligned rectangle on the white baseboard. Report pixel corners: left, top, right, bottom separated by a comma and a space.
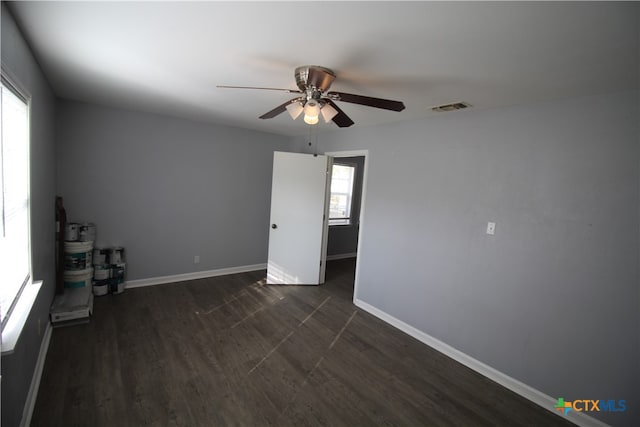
326, 252, 357, 261
126, 263, 267, 289
353, 298, 609, 427
20, 320, 52, 427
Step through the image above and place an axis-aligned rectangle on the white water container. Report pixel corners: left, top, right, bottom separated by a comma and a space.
64, 223, 79, 241
64, 241, 94, 270
92, 281, 109, 296
64, 268, 93, 289
109, 247, 125, 264
78, 223, 96, 242
93, 247, 108, 265
111, 262, 126, 294
94, 264, 111, 281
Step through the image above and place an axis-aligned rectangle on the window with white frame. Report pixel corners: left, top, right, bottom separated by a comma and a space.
0, 76, 31, 331
329, 163, 356, 226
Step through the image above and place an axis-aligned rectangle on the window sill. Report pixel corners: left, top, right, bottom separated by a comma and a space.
1, 280, 43, 356
329, 220, 353, 227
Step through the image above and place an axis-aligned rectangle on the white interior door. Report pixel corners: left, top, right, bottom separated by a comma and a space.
267, 151, 331, 285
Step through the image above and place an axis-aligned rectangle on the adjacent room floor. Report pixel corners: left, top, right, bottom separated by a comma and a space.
31, 258, 575, 426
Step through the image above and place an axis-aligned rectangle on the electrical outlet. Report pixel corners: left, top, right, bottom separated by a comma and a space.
194, 255, 200, 264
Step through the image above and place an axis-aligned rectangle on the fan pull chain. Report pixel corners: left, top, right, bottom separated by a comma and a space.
307, 124, 317, 156
313, 125, 320, 157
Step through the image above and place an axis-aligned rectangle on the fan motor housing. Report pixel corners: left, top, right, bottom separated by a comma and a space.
295, 65, 336, 93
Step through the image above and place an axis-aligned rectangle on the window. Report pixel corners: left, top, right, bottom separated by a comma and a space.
0, 76, 31, 332
329, 163, 356, 226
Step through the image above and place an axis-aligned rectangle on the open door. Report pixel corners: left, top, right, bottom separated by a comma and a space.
267, 152, 332, 285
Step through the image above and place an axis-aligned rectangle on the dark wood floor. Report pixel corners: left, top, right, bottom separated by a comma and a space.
32, 258, 575, 426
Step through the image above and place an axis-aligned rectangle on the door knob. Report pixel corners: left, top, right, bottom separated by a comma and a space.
271, 224, 278, 229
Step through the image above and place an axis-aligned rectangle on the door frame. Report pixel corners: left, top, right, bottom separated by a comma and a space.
324, 149, 369, 303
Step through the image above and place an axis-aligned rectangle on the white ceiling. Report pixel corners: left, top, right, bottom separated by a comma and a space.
7, 1, 639, 136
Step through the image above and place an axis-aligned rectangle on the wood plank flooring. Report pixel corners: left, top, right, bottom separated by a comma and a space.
31, 259, 575, 426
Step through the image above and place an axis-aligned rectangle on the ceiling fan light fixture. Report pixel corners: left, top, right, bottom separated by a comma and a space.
303, 99, 320, 125
303, 114, 319, 125
285, 102, 304, 120
320, 104, 338, 123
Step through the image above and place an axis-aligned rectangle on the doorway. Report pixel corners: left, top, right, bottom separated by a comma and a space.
324, 150, 368, 301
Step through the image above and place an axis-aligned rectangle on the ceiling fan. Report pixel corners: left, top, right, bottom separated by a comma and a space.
218, 65, 405, 128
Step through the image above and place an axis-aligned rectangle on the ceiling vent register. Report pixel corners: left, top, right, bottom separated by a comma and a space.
432, 102, 471, 112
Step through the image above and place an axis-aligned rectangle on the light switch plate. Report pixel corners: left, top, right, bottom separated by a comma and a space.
486, 222, 496, 235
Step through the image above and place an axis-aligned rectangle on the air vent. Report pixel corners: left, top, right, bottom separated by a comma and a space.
432, 102, 471, 112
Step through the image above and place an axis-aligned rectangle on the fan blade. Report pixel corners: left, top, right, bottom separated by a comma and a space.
326, 100, 354, 128
327, 91, 405, 112
259, 97, 303, 119
217, 85, 302, 94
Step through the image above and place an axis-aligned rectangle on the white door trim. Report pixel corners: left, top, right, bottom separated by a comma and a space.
324, 150, 369, 303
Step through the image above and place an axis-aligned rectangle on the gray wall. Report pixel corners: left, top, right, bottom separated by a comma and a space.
56, 100, 289, 281
294, 91, 640, 426
3, 3, 638, 426
327, 156, 364, 257
1, 4, 57, 427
